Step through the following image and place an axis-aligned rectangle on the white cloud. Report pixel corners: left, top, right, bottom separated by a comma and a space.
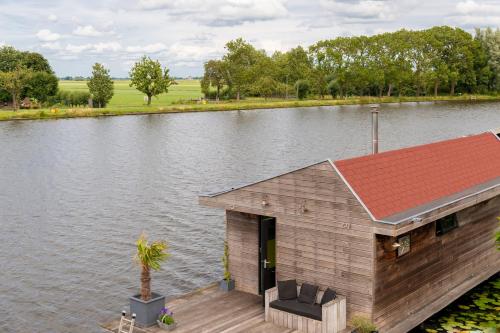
217, 0, 287, 24
48, 14, 58, 22
73, 25, 103, 37
168, 43, 219, 62
66, 42, 122, 54
66, 44, 92, 53
319, 0, 418, 22
126, 42, 168, 53
41, 42, 62, 50
451, 0, 500, 26
456, 0, 500, 15
138, 0, 170, 10
90, 42, 122, 53
258, 39, 285, 54
138, 0, 288, 26
36, 29, 61, 41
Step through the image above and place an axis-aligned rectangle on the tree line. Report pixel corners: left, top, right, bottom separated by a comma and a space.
201, 26, 500, 100
0, 46, 173, 110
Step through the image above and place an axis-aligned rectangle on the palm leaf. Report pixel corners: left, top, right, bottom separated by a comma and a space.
135, 233, 169, 271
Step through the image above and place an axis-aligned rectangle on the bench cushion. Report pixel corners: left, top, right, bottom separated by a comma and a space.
270, 299, 322, 321
320, 288, 337, 305
277, 280, 297, 300
298, 283, 319, 304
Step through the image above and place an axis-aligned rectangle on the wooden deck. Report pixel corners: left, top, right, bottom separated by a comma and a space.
102, 283, 351, 333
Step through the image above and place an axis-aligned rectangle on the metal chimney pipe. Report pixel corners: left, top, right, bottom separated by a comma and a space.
371, 105, 379, 154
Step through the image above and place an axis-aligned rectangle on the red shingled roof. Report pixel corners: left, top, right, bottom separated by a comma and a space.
334, 132, 500, 221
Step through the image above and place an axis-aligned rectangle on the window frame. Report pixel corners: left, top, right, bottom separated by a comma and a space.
396, 234, 411, 257
435, 213, 458, 236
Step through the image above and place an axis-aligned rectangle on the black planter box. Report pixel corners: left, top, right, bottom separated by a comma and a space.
130, 292, 165, 327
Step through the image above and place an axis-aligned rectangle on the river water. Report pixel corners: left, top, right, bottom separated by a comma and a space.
0, 101, 499, 333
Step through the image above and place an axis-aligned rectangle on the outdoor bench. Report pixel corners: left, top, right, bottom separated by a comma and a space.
265, 281, 346, 333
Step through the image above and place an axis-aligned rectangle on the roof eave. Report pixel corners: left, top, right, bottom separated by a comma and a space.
199, 159, 332, 201
376, 179, 500, 236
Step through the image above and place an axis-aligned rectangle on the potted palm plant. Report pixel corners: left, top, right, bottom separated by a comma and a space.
130, 233, 169, 327
219, 241, 235, 292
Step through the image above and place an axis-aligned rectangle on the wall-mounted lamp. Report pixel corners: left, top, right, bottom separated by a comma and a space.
261, 199, 269, 207
392, 242, 401, 249
411, 217, 423, 223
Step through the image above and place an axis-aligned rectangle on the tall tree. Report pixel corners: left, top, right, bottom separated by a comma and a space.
201, 60, 226, 101
223, 38, 259, 100
87, 63, 114, 108
0, 66, 32, 110
475, 28, 500, 92
0, 46, 21, 72
129, 56, 173, 105
21, 51, 53, 73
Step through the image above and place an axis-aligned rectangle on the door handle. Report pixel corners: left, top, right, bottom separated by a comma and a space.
263, 259, 270, 268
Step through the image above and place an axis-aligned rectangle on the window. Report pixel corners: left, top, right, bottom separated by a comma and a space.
397, 234, 411, 257
435, 213, 458, 236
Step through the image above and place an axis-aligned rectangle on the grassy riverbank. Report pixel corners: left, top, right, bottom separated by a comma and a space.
0, 81, 500, 121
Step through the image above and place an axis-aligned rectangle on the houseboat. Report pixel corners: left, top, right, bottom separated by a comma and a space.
200, 123, 500, 332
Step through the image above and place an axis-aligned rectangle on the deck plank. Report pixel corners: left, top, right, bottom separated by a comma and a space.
101, 284, 297, 333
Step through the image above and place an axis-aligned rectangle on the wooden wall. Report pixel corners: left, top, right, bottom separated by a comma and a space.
373, 196, 500, 333
216, 162, 376, 319
226, 210, 259, 295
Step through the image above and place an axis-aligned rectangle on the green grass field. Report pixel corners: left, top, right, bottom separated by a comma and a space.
59, 79, 203, 108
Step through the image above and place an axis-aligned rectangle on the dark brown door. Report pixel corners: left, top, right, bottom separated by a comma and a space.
259, 216, 276, 303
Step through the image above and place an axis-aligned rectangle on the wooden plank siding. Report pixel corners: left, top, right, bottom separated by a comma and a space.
210, 161, 376, 320
226, 211, 260, 295
373, 195, 500, 333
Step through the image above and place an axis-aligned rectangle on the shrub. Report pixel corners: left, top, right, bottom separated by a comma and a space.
294, 80, 310, 100
205, 86, 238, 100
327, 80, 340, 99
53, 90, 91, 107
25, 71, 58, 102
351, 315, 377, 333
222, 241, 231, 285
252, 76, 278, 99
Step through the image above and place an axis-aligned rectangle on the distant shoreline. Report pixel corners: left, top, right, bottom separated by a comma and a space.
1, 95, 499, 122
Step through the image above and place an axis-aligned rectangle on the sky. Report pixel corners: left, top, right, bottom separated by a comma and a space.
0, 0, 499, 77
